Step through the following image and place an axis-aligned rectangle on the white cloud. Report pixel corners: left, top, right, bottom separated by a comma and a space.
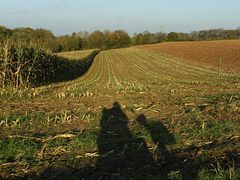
52, 0, 62, 8
52, 0, 68, 8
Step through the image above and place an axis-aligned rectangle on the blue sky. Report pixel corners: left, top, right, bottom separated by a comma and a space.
1, 0, 240, 36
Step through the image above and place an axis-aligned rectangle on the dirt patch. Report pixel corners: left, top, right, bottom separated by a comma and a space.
135, 40, 240, 72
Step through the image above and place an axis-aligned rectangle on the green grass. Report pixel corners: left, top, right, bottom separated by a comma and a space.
1, 96, 240, 179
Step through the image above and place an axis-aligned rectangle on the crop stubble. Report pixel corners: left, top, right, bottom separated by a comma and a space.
1, 46, 240, 179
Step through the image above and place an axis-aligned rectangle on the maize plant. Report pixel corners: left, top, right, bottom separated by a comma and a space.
0, 43, 100, 88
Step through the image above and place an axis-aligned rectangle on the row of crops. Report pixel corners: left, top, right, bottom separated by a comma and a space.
0, 44, 99, 88
75, 48, 238, 88
47, 47, 239, 100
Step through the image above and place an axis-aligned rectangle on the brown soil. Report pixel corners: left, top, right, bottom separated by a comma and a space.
135, 40, 240, 72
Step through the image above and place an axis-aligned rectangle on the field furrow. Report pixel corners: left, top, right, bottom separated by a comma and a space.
30, 47, 239, 98
52, 47, 238, 97
85, 48, 237, 89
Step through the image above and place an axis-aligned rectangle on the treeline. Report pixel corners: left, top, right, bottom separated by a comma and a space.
1, 25, 240, 53
0, 26, 131, 52
0, 26, 82, 53
132, 28, 240, 45
0, 43, 100, 88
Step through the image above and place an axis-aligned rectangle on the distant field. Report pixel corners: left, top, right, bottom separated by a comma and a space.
135, 40, 240, 72
56, 49, 98, 59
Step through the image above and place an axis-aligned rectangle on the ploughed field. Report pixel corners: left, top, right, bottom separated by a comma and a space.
0, 45, 240, 179
135, 40, 240, 72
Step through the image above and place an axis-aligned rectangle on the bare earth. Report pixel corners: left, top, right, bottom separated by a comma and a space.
135, 40, 240, 72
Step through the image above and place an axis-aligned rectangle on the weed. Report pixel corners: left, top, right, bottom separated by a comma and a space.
167, 170, 183, 180
198, 162, 240, 180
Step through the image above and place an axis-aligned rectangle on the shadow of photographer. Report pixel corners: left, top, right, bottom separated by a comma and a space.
20, 103, 238, 179
94, 102, 176, 179
136, 114, 177, 171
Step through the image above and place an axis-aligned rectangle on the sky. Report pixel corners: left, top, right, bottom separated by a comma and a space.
1, 0, 240, 36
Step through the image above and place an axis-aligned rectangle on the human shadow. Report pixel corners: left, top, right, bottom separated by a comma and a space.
22, 102, 236, 179
93, 102, 179, 179
94, 102, 158, 179
136, 114, 177, 174
136, 115, 203, 178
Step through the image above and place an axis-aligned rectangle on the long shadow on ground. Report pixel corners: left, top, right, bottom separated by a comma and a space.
23, 102, 222, 179
94, 102, 158, 179
89, 102, 181, 179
